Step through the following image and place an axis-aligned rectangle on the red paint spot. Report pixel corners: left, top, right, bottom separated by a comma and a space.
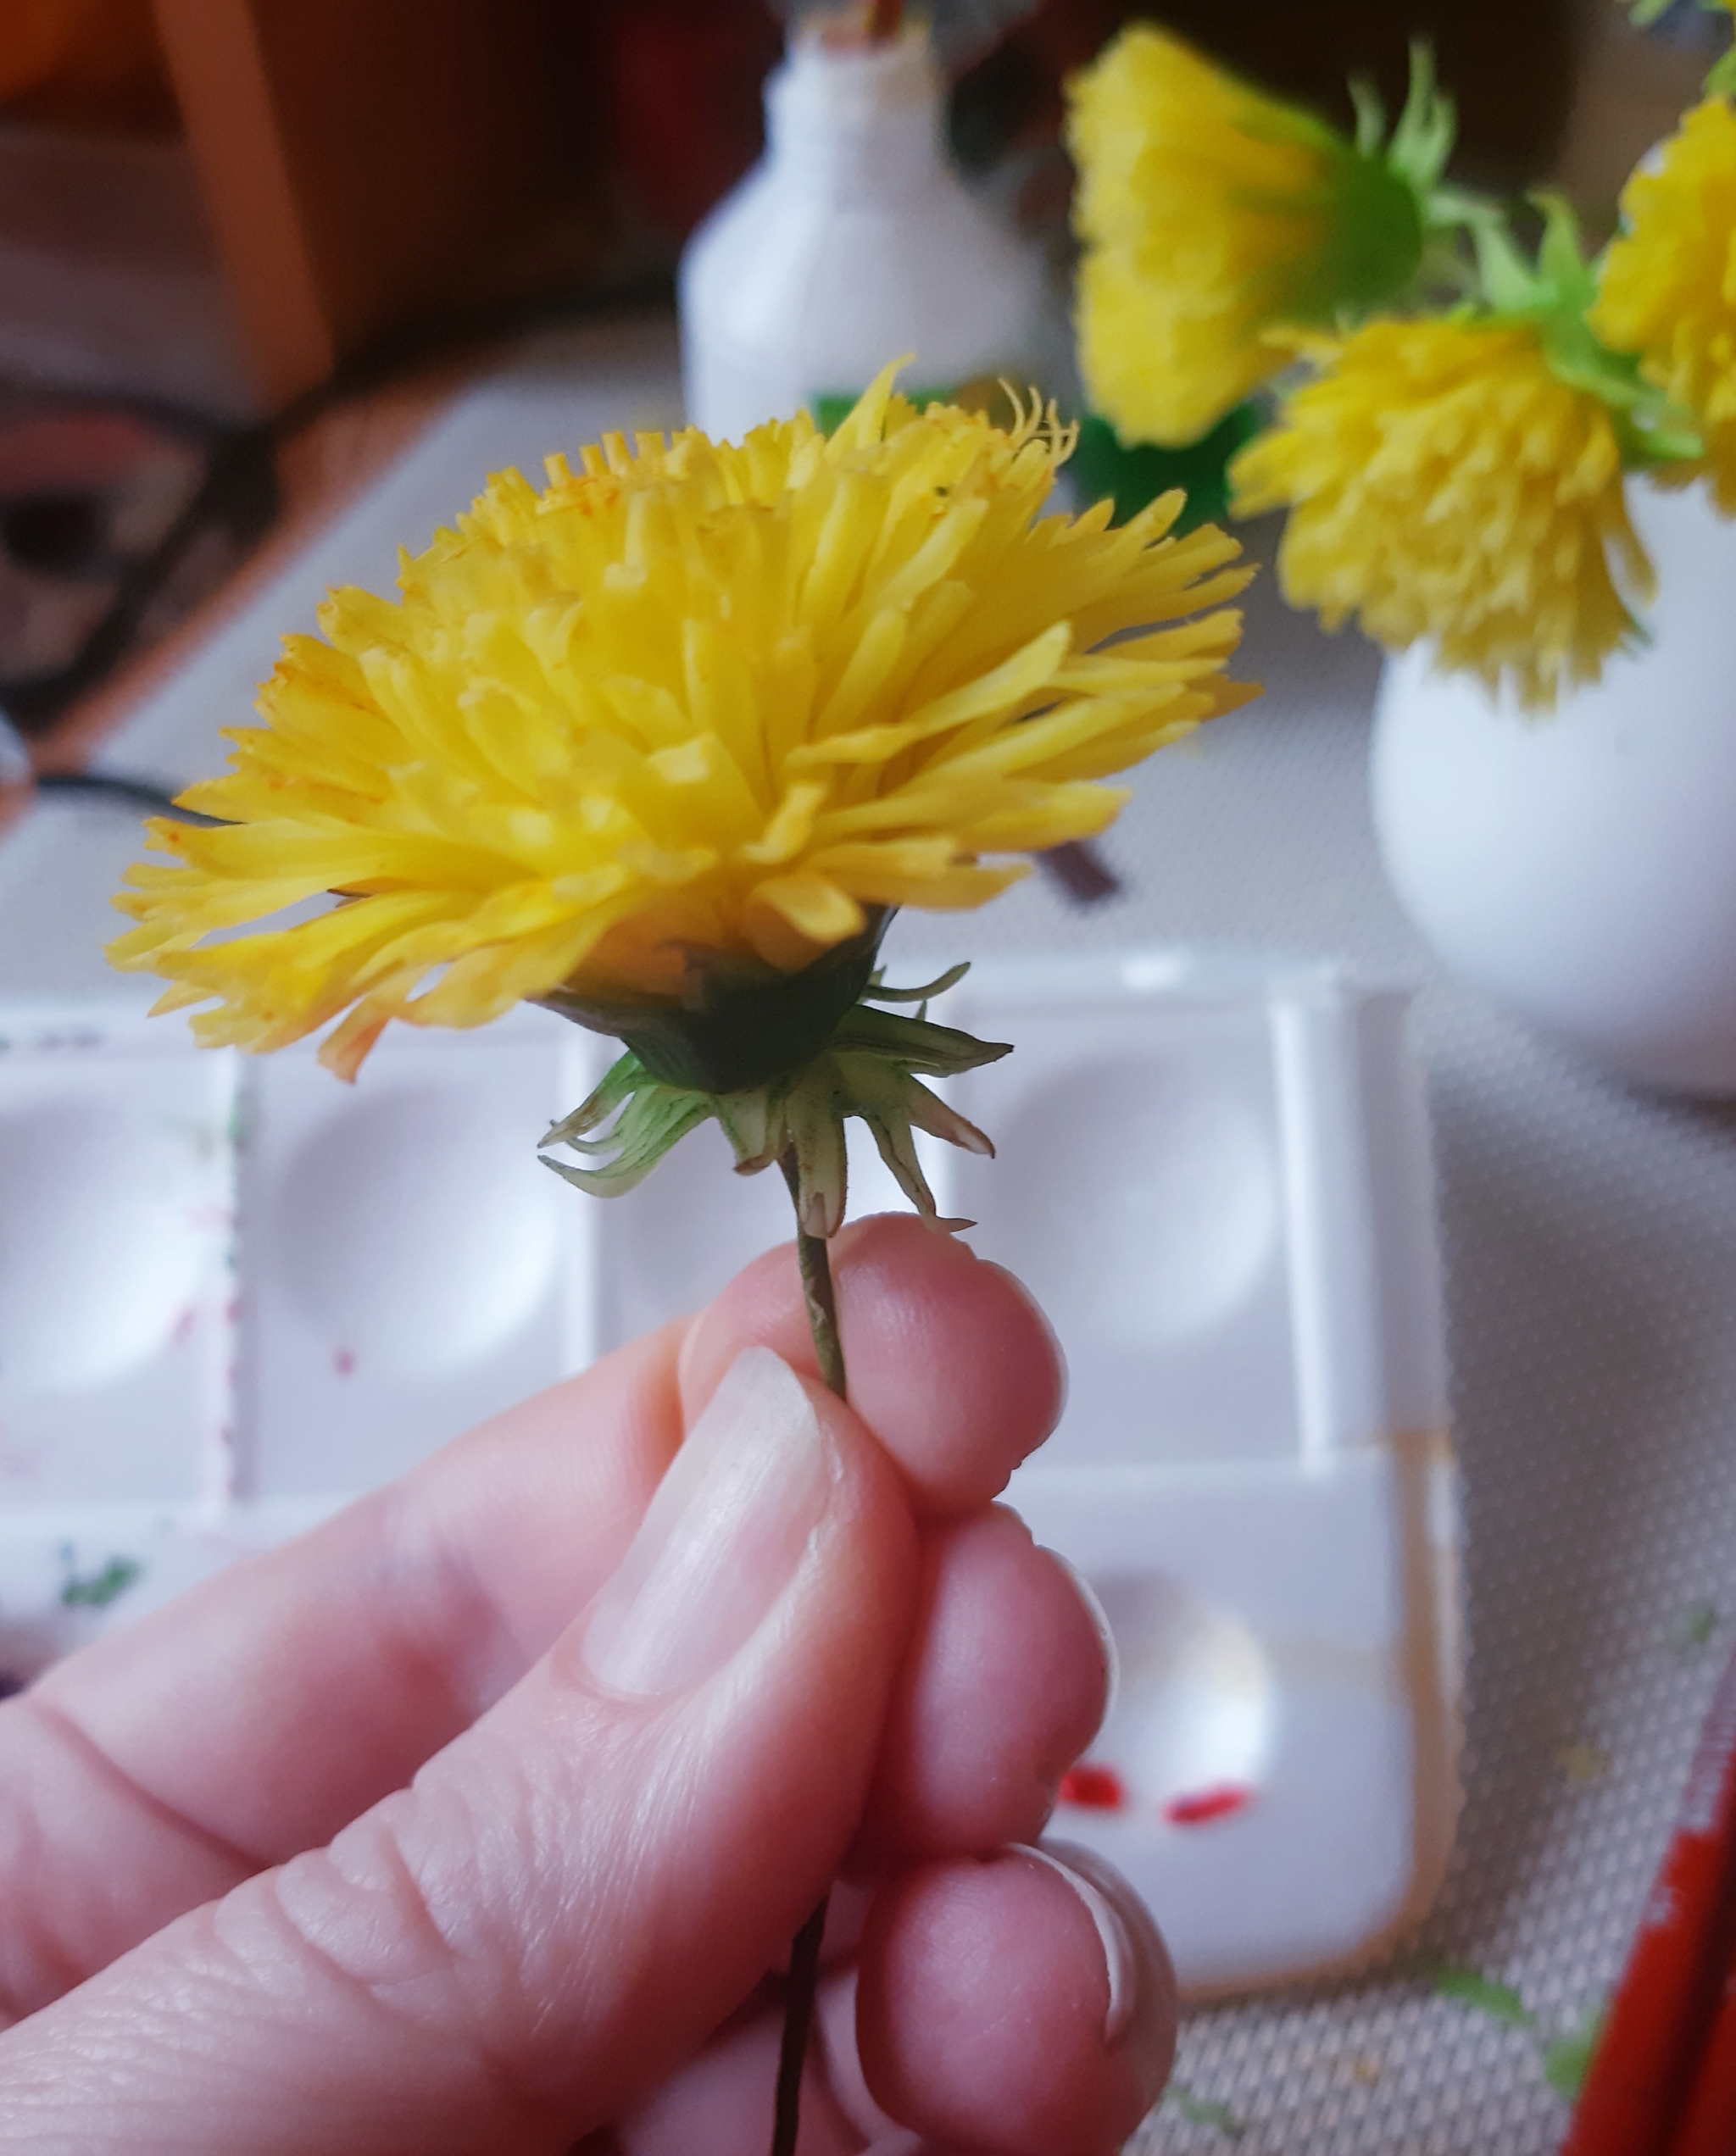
333, 1348, 356, 1376
1059, 1762, 1126, 1811
171, 1306, 198, 1348
1163, 1784, 1253, 1827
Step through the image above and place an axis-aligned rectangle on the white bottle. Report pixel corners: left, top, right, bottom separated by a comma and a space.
678, 11, 1045, 443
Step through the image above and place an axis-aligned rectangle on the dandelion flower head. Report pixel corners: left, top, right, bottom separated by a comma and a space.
1067, 25, 1427, 449
110, 367, 1255, 1077
1231, 316, 1652, 708
1591, 92, 1736, 512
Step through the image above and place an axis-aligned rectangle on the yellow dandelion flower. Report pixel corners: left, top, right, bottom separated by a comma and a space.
1067, 25, 1437, 448
109, 365, 1255, 1083
1231, 316, 1652, 709
1591, 93, 1736, 511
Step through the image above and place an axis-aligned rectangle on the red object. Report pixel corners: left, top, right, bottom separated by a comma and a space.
1672, 1967, 1736, 2156
1163, 1785, 1252, 1828
1562, 1640, 1736, 2155
1058, 1762, 1125, 1811
603, 0, 782, 236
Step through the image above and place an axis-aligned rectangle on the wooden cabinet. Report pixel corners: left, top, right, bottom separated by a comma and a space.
149, 0, 603, 406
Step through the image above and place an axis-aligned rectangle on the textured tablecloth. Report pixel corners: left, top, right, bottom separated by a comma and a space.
6, 317, 1730, 2155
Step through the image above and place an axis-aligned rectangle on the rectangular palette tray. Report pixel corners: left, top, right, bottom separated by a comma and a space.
0, 944, 1461, 1994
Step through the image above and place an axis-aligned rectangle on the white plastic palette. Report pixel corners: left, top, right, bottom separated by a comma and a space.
0, 946, 1460, 1993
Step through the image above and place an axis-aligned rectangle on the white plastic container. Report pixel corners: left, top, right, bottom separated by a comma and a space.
678, 12, 1044, 442
0, 947, 1460, 1994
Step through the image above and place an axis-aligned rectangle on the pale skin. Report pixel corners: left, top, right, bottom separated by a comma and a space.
0, 1215, 1177, 2153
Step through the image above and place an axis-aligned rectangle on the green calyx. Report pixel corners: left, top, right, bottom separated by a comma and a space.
537, 912, 891, 1095
1282, 42, 1463, 324
539, 968, 1010, 1238
1472, 195, 1705, 470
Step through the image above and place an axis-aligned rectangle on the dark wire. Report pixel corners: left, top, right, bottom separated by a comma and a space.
32, 772, 220, 825
0, 268, 676, 736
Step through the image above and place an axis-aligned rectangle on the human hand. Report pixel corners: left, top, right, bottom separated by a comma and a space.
0, 1215, 1175, 2153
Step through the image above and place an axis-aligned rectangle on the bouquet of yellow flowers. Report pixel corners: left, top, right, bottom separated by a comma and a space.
1067, 8, 1736, 711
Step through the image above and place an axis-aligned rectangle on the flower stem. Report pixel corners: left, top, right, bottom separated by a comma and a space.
771, 1893, 830, 2156
771, 1148, 846, 2156
783, 1165, 848, 1403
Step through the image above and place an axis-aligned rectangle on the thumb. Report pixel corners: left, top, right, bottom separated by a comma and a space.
0, 1348, 919, 2156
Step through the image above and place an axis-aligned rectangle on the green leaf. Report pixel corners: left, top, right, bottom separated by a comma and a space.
1433, 1965, 1536, 2030
1628, 0, 1677, 27
1069, 402, 1266, 528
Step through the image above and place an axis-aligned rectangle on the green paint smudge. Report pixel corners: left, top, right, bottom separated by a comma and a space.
60, 1554, 143, 1609
1164, 2080, 1247, 2139
1431, 1964, 1605, 2101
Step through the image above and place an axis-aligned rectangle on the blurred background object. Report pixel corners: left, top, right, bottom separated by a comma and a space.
678, 7, 1048, 445
0, 0, 176, 134
0, 0, 1663, 749
1552, 0, 1719, 235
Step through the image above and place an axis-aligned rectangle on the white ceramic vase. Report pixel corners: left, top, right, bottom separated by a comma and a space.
1370, 479, 1736, 1095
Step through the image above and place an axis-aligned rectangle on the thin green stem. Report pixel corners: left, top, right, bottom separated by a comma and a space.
771, 1149, 846, 2156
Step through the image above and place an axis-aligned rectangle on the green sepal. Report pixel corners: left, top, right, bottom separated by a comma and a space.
539, 976, 1011, 1237
1472, 195, 1706, 470
1292, 42, 1461, 321
1351, 41, 1457, 205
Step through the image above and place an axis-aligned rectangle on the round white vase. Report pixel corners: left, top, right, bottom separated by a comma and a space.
1370, 479, 1736, 1095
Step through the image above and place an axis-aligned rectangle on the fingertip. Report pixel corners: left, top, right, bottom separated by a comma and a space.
681, 1215, 1064, 1515
857, 1844, 1175, 2156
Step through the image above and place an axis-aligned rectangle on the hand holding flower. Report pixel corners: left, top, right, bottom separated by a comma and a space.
0, 1219, 1171, 2154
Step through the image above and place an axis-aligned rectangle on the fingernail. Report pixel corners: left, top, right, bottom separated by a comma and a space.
582, 1347, 829, 1698
1014, 1843, 1138, 2046
1042, 1546, 1119, 1729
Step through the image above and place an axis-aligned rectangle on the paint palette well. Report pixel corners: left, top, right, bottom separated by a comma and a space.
0, 947, 1460, 1994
